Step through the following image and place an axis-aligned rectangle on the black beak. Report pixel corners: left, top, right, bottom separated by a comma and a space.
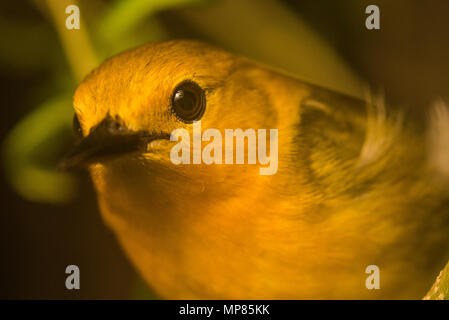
58, 115, 169, 170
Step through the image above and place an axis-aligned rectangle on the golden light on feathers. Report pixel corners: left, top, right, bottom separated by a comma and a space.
72, 40, 449, 299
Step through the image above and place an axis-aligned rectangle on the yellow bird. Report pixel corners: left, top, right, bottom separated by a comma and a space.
62, 40, 449, 299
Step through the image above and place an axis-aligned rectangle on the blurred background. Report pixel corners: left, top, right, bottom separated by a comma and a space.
1, 0, 448, 299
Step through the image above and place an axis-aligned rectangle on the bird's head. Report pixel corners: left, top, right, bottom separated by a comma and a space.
65, 40, 280, 169
69, 40, 225, 164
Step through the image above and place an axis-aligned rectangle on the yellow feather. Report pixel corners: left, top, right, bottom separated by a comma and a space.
73, 40, 449, 299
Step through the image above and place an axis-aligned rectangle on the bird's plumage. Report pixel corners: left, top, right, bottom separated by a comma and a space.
72, 40, 449, 299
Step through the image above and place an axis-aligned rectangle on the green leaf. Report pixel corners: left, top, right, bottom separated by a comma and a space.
96, 0, 207, 45
2, 94, 77, 204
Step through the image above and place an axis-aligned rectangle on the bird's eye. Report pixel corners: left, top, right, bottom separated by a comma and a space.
73, 114, 83, 138
170, 80, 206, 123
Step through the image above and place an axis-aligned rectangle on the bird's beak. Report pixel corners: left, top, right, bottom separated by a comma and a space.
58, 115, 169, 170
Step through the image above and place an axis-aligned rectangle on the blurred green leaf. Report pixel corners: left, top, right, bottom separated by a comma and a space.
96, 0, 207, 47
2, 94, 76, 204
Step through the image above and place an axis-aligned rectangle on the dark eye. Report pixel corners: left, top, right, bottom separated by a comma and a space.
170, 80, 206, 123
73, 114, 83, 138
